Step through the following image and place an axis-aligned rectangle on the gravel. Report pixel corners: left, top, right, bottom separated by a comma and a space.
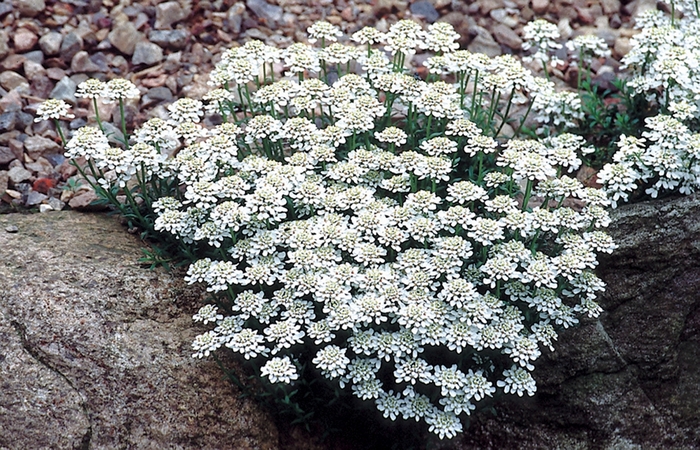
0, 0, 642, 212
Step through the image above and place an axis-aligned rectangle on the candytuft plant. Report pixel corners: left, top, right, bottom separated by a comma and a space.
36, 19, 615, 441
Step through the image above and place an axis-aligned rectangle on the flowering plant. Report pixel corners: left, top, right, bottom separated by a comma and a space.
37, 19, 614, 440
598, 8, 700, 206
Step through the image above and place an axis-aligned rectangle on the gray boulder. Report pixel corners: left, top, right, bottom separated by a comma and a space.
457, 194, 700, 449
0, 211, 280, 450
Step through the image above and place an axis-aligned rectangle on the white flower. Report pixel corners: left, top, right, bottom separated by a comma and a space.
193, 305, 223, 324
261, 356, 299, 383
497, 365, 537, 396
35, 98, 74, 122
104, 78, 140, 102
313, 345, 350, 379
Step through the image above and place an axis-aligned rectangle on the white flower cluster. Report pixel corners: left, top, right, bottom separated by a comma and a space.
599, 116, 700, 205
51, 20, 612, 440
623, 18, 700, 108
601, 10, 700, 205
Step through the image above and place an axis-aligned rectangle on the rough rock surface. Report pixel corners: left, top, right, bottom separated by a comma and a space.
0, 211, 280, 450
456, 194, 700, 450
2, 195, 700, 449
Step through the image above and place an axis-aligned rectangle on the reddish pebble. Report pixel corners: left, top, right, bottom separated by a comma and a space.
32, 178, 56, 194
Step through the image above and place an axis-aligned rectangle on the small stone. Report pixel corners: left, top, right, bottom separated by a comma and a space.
226, 3, 246, 34
5, 188, 20, 198
490, 8, 508, 23
26, 190, 47, 206
0, 30, 8, 59
27, 159, 54, 179
23, 60, 45, 81
48, 196, 65, 210
0, 71, 29, 92
39, 204, 53, 213
0, 113, 16, 133
155, 1, 188, 29
492, 23, 522, 50
5, 224, 18, 233
23, 136, 61, 160
148, 29, 190, 50
49, 76, 77, 105
0, 2, 13, 19
410, 1, 439, 22
46, 67, 66, 80
16, 0, 44, 17
68, 189, 101, 210
480, 0, 504, 14
532, 0, 549, 14
601, 0, 621, 14
8, 166, 32, 184
614, 37, 632, 58
0, 90, 22, 113
60, 32, 84, 63
13, 29, 38, 53
467, 26, 502, 57
39, 32, 63, 56
0, 146, 14, 163
71, 51, 103, 73
109, 22, 141, 55
132, 41, 164, 66
142, 86, 173, 106
246, 0, 283, 24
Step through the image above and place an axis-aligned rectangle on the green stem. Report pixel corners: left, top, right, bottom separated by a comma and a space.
92, 98, 104, 133
119, 98, 130, 149
522, 179, 533, 211
53, 119, 67, 146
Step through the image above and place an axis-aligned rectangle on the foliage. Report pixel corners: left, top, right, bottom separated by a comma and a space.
36, 19, 620, 441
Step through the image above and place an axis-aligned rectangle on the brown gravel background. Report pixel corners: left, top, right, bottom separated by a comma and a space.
0, 0, 660, 212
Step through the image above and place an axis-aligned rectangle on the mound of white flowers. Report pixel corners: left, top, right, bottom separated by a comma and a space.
42, 19, 615, 439
598, 7, 700, 206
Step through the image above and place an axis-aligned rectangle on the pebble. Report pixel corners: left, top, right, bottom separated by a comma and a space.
68, 189, 100, 210
227, 3, 246, 34
468, 26, 502, 57
0, 31, 8, 59
148, 29, 190, 50
493, 23, 522, 50
8, 166, 32, 184
132, 41, 164, 66
71, 51, 103, 73
0, 145, 15, 163
246, 0, 283, 25
0, 2, 13, 19
60, 32, 84, 62
23, 60, 46, 81
142, 86, 173, 106
24, 50, 44, 65
532, 0, 549, 14
39, 204, 53, 212
23, 135, 61, 159
601, 0, 621, 14
48, 196, 65, 210
0, 90, 23, 112
5, 224, 18, 233
16, 0, 44, 17
109, 22, 141, 55
410, 1, 439, 23
13, 28, 39, 53
0, 112, 16, 133
0, 71, 29, 92
155, 1, 189, 29
39, 31, 63, 56
26, 190, 47, 206
49, 76, 77, 105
